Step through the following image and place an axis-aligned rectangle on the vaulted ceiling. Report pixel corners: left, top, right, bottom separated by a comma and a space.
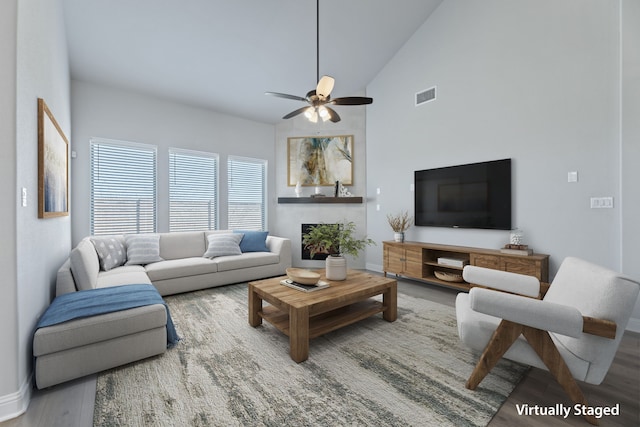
62, 0, 443, 124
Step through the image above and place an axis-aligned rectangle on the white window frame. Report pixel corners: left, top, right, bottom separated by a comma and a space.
90, 138, 158, 235
169, 148, 219, 232
227, 155, 267, 230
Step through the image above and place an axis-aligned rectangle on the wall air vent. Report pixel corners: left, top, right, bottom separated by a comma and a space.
415, 86, 436, 106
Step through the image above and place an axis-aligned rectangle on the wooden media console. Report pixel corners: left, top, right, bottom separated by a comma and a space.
383, 241, 549, 291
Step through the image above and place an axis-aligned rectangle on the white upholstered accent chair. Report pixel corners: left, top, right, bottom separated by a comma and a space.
456, 257, 640, 425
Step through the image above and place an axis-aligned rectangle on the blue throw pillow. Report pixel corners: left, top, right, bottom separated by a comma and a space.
233, 230, 269, 252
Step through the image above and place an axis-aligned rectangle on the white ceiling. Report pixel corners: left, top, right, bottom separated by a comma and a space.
62, 0, 443, 124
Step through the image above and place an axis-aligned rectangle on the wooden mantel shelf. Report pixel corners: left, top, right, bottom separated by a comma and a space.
277, 196, 363, 204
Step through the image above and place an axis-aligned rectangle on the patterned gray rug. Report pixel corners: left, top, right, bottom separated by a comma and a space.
94, 283, 527, 426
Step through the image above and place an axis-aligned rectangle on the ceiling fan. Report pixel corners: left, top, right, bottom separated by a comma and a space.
265, 0, 373, 123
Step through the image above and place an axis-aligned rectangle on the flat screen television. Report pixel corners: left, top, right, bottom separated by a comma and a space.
414, 159, 511, 230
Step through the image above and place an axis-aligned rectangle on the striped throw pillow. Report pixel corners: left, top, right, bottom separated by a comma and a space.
203, 233, 243, 258
125, 234, 164, 265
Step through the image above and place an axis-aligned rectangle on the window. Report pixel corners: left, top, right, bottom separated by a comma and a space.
228, 156, 266, 230
90, 139, 157, 235
169, 148, 218, 231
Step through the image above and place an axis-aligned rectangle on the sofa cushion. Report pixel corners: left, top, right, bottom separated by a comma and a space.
125, 234, 164, 265
33, 303, 167, 357
145, 258, 218, 282
214, 252, 280, 272
234, 230, 269, 252
70, 239, 99, 291
203, 233, 243, 258
97, 265, 152, 289
91, 236, 127, 271
159, 231, 206, 260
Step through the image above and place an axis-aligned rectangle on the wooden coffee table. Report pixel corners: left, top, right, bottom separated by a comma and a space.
248, 270, 397, 362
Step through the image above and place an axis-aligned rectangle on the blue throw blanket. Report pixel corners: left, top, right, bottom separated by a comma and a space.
36, 284, 179, 348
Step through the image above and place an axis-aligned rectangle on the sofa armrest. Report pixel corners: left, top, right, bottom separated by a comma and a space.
463, 265, 540, 297
469, 287, 584, 338
56, 259, 77, 296
266, 236, 292, 266
266, 236, 287, 254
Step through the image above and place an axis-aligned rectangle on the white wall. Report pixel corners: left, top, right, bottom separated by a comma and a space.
0, 0, 20, 416
1, 0, 71, 421
366, 0, 638, 325
70, 81, 275, 244
621, 0, 640, 329
273, 101, 368, 269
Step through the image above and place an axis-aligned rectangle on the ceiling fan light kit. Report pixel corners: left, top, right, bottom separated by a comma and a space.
265, 0, 373, 123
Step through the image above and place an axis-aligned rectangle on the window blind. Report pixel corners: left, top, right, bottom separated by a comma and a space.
228, 156, 266, 230
90, 139, 157, 235
169, 148, 218, 231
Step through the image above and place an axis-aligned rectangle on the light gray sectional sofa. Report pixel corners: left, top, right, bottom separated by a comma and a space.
56, 230, 292, 296
34, 230, 291, 389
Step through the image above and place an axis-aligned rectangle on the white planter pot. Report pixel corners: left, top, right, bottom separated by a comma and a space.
394, 232, 405, 242
325, 255, 347, 281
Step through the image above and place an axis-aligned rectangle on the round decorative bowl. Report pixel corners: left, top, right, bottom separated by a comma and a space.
434, 270, 464, 283
286, 268, 321, 285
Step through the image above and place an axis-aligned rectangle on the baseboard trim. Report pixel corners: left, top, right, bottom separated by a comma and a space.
366, 262, 383, 273
626, 317, 640, 333
0, 374, 32, 422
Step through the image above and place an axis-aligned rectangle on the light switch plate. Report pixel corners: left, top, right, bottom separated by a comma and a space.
590, 197, 614, 208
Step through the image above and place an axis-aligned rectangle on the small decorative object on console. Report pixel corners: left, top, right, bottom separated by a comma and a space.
500, 244, 533, 256
434, 270, 464, 282
437, 257, 469, 268
387, 210, 413, 243
509, 228, 524, 245
502, 228, 532, 255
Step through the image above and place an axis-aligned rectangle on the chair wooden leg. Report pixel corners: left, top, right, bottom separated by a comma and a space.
466, 320, 599, 425
466, 320, 523, 390
521, 327, 599, 426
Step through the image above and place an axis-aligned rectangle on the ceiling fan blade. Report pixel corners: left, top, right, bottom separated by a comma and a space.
316, 75, 335, 98
331, 96, 374, 106
282, 106, 311, 120
325, 106, 341, 123
265, 92, 307, 102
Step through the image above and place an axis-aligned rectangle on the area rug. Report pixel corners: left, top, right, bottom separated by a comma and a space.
94, 283, 527, 426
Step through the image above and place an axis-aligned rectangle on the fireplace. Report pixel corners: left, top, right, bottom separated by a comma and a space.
301, 223, 337, 260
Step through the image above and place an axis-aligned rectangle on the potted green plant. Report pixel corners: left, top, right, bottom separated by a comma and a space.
302, 221, 375, 280
386, 210, 413, 242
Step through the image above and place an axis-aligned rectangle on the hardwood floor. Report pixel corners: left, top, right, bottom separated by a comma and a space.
3, 276, 638, 426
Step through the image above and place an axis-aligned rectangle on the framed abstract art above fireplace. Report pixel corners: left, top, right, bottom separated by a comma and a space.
38, 98, 69, 218
287, 135, 354, 186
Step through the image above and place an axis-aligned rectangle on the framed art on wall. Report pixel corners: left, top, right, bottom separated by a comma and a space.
287, 135, 354, 186
38, 98, 69, 218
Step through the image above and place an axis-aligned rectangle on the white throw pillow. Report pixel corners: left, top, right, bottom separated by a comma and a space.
125, 234, 164, 265
203, 233, 243, 258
